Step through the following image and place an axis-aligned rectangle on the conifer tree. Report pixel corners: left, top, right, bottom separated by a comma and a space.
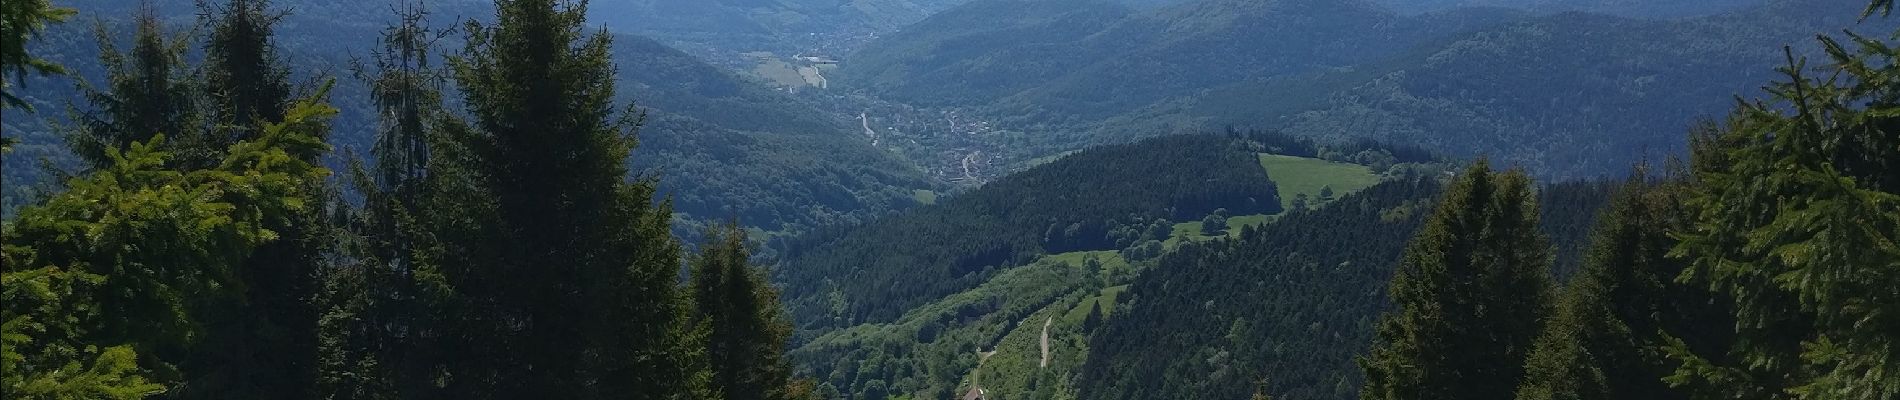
1358, 161, 1554, 400
691, 224, 801, 400
437, 0, 708, 397
315, 5, 457, 398
187, 3, 324, 397
201, 0, 290, 144
1516, 175, 1726, 400
66, 6, 206, 170
1668, 10, 1900, 397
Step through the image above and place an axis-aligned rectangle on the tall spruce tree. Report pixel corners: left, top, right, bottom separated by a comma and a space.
1667, 6, 1900, 397
1358, 161, 1554, 400
437, 0, 708, 397
315, 4, 457, 399
1516, 174, 1730, 400
66, 6, 206, 170
691, 224, 801, 400
202, 0, 290, 144
186, 2, 323, 397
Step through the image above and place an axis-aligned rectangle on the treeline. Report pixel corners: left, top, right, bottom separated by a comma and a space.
1355, 9, 1900, 400
1076, 175, 1612, 399
775, 133, 1284, 332
1354, 3, 1900, 399
2, 1, 809, 399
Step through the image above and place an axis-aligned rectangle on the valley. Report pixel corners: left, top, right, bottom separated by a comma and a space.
4, 0, 1896, 399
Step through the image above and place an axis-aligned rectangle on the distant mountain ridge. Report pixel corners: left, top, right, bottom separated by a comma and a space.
1373, 0, 1767, 18
835, 0, 1886, 178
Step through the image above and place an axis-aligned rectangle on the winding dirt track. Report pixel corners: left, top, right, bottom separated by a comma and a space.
1039, 317, 1053, 368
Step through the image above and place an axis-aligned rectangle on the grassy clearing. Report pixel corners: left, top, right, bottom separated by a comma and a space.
1164, 214, 1275, 248
750, 58, 807, 87
1257, 154, 1382, 210
1022, 150, 1080, 169
1062, 285, 1129, 324
912, 189, 938, 205
1041, 250, 1128, 281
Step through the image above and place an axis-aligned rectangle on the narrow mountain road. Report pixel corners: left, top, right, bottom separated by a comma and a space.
860, 111, 878, 146
1039, 317, 1053, 368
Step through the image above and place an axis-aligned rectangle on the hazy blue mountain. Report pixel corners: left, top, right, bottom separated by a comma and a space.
1372, 0, 1767, 18
833, 0, 1884, 179
839, 0, 1520, 118
1101, 0, 1887, 177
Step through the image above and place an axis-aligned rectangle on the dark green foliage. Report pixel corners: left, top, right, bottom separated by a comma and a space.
1667, 19, 1900, 398
1200, 209, 1229, 236
180, 3, 325, 398
431, 0, 707, 397
313, 6, 459, 398
691, 224, 803, 400
1536, 180, 1619, 280
1358, 162, 1554, 400
201, 0, 291, 144
1516, 178, 1724, 400
64, 9, 205, 170
776, 134, 1281, 330
1081, 301, 1103, 332
1079, 179, 1443, 400
1079, 173, 1615, 400
0, 0, 73, 111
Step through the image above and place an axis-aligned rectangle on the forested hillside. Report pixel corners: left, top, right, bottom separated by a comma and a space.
1373, 0, 1764, 18
1077, 176, 1613, 399
0, 0, 935, 236
774, 134, 1283, 330
835, 0, 1887, 178
587, 0, 977, 60
839, 0, 1517, 118
774, 132, 1449, 399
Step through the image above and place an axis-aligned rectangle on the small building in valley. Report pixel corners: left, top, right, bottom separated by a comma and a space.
961, 387, 986, 400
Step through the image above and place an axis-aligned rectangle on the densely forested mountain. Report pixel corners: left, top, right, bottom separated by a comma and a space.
774, 134, 1283, 331
1076, 176, 1612, 400
1373, 0, 1765, 18
773, 132, 1447, 398
1222, 0, 1887, 177
838, 0, 1518, 118
832, 0, 1136, 107
836, 0, 1885, 179
1, 0, 934, 235
540, 0, 1000, 73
